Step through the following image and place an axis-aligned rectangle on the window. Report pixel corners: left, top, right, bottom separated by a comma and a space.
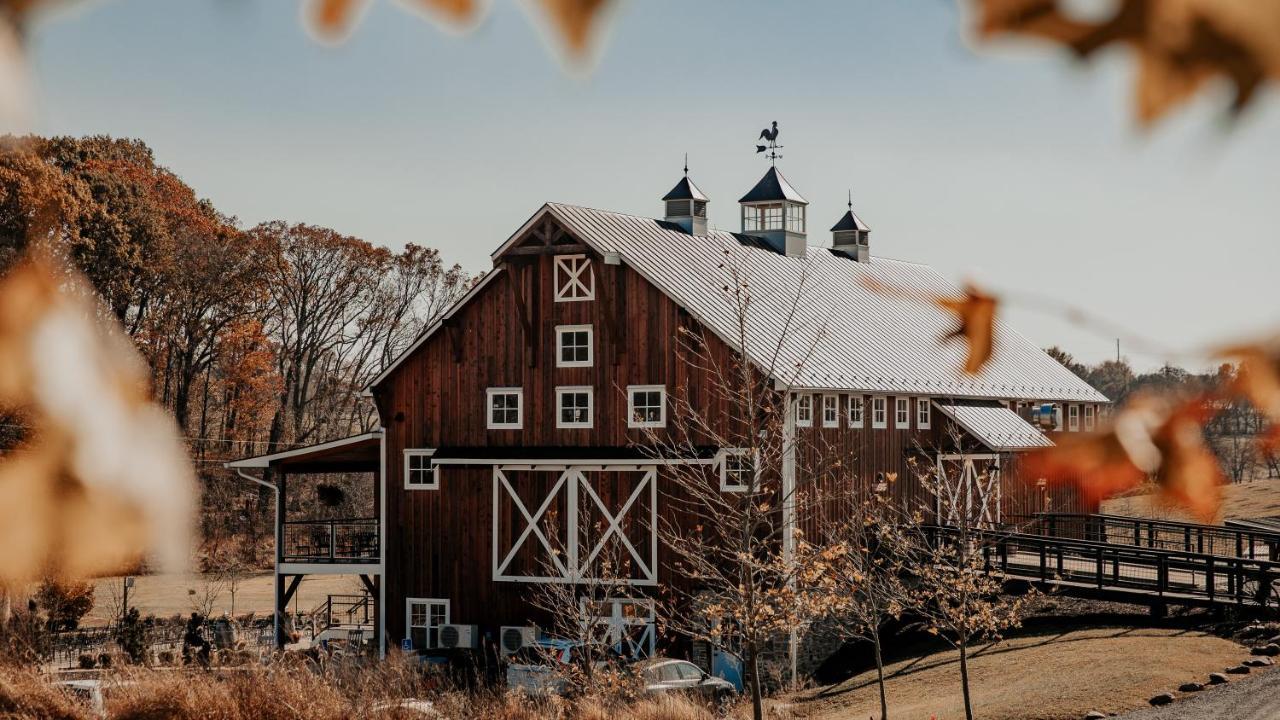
486, 388, 522, 429
847, 396, 864, 428
917, 398, 931, 429
785, 203, 805, 233
1068, 404, 1080, 432
872, 396, 887, 429
1084, 404, 1096, 431
554, 255, 594, 302
556, 386, 594, 428
822, 395, 839, 428
718, 448, 756, 492
742, 203, 785, 232
556, 325, 593, 368
406, 598, 449, 650
794, 394, 813, 427
628, 385, 666, 428
404, 449, 438, 490
895, 398, 910, 428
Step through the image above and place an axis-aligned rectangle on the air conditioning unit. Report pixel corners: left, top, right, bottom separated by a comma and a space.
500, 626, 538, 657
438, 624, 479, 650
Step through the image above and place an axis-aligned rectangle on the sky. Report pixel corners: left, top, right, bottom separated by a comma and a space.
22, 0, 1280, 371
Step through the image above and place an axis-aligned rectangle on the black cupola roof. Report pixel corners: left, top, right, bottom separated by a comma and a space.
830, 209, 870, 232
738, 166, 808, 204
662, 176, 709, 202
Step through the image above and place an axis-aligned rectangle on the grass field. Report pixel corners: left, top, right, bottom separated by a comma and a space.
798, 626, 1260, 720
1102, 475, 1280, 523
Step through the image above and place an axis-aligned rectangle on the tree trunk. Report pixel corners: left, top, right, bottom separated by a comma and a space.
873, 629, 889, 720
959, 637, 974, 720
748, 640, 764, 720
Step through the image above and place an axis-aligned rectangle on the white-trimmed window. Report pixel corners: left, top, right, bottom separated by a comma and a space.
917, 398, 931, 430
717, 448, 757, 492
795, 394, 813, 427
821, 395, 839, 428
895, 398, 910, 428
556, 325, 593, 368
847, 396, 864, 428
404, 449, 439, 490
871, 396, 887, 429
406, 598, 449, 650
554, 255, 594, 302
1068, 404, 1080, 432
1084, 404, 1096, 431
628, 385, 666, 428
486, 387, 522, 429
556, 386, 594, 428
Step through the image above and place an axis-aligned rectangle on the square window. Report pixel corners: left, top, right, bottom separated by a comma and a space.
822, 395, 839, 428
404, 449, 438, 490
487, 388, 522, 429
1084, 404, 1096, 431
795, 394, 813, 427
917, 398, 932, 429
556, 325, 593, 368
554, 255, 594, 302
895, 398, 910, 428
406, 598, 449, 650
718, 449, 756, 492
872, 397, 887, 429
557, 386, 593, 428
847, 396, 864, 428
628, 385, 666, 428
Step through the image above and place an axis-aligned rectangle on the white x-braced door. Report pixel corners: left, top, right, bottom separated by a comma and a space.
492, 465, 657, 585
935, 454, 1001, 529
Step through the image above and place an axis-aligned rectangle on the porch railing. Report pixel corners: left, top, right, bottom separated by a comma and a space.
282, 519, 379, 563
1009, 513, 1280, 562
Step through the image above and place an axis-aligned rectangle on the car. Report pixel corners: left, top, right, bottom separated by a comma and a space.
636, 658, 737, 707
504, 640, 627, 695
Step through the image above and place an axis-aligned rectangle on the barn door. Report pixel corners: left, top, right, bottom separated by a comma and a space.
934, 454, 1001, 529
580, 597, 655, 659
492, 465, 657, 584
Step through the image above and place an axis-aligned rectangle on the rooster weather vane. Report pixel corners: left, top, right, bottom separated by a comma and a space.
756, 120, 782, 165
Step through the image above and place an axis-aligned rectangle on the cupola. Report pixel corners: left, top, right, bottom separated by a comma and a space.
662, 161, 709, 235
831, 192, 871, 263
739, 166, 808, 257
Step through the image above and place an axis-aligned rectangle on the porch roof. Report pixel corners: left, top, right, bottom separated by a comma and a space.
933, 401, 1053, 452
225, 431, 382, 473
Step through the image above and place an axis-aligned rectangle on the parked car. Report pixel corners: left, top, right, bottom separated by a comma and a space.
636, 658, 736, 707
55, 678, 137, 718
504, 640, 627, 695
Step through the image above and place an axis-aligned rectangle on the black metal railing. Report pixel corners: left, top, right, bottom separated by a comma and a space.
1009, 513, 1280, 562
282, 519, 379, 562
308, 594, 374, 643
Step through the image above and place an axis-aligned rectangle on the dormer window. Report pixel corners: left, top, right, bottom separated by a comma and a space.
554, 255, 594, 302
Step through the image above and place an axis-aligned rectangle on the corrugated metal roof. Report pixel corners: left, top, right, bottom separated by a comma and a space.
545, 203, 1108, 403
933, 401, 1054, 451
738, 167, 808, 204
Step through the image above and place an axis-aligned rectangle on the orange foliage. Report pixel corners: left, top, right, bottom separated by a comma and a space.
938, 285, 998, 375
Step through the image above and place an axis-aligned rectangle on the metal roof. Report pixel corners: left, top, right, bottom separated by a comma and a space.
738, 167, 808, 205
661, 176, 709, 202
830, 209, 870, 232
933, 401, 1054, 451
224, 431, 382, 470
541, 203, 1109, 403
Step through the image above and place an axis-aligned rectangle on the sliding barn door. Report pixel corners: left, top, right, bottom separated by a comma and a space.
934, 454, 1002, 529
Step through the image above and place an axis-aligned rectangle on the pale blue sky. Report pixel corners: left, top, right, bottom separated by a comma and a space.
25, 0, 1280, 370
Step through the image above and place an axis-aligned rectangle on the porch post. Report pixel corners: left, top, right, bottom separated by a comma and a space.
273, 469, 286, 649
781, 391, 798, 685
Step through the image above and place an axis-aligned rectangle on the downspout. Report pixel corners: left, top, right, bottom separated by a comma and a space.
234, 468, 281, 649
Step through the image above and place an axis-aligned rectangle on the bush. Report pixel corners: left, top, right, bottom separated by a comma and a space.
35, 580, 95, 632
77, 654, 96, 669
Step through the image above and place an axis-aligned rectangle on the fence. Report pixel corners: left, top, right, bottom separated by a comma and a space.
282, 519, 380, 562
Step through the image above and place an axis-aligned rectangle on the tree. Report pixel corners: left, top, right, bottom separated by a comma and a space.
34, 579, 95, 632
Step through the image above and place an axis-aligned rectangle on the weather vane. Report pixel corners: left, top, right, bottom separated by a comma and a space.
755, 121, 782, 165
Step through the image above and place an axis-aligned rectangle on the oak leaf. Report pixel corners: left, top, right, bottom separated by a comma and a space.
938, 284, 998, 374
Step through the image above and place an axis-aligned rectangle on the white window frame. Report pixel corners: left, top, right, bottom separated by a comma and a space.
486, 387, 523, 429
895, 397, 910, 428
872, 396, 887, 429
553, 254, 594, 302
847, 395, 864, 429
1084, 404, 1096, 431
917, 398, 932, 430
627, 385, 667, 429
404, 449, 439, 490
1068, 404, 1080, 432
822, 394, 840, 428
406, 598, 450, 650
716, 448, 757, 493
795, 394, 813, 427
556, 386, 594, 429
555, 324, 593, 368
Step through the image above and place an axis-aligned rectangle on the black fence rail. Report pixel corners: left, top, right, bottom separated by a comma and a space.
282, 519, 379, 562
1008, 513, 1280, 562
309, 594, 373, 637
927, 525, 1280, 612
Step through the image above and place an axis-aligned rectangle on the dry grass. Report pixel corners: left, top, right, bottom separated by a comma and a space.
797, 627, 1255, 720
1102, 475, 1280, 522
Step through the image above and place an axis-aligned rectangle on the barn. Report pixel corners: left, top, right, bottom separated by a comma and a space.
228, 162, 1107, 666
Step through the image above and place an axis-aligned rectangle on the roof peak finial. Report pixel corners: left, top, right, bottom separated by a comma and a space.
754, 121, 783, 166
847, 188, 853, 210
683, 152, 688, 176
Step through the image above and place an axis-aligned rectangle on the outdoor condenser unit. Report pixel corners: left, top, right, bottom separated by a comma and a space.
438, 624, 479, 650
500, 626, 538, 657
